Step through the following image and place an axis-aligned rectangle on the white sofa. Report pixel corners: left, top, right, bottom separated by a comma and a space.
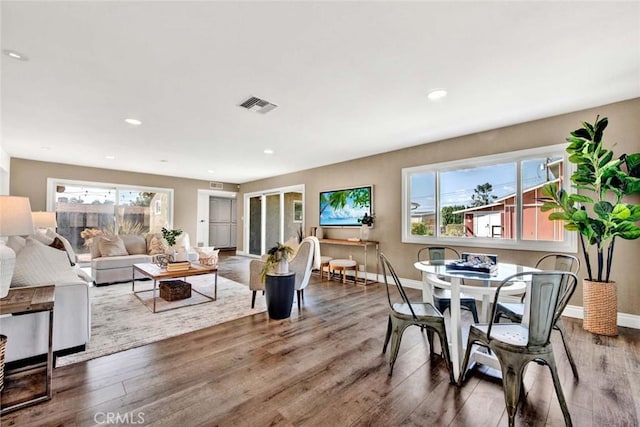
1, 234, 92, 363
90, 233, 198, 285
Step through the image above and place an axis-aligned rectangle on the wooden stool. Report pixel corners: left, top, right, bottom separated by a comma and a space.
329, 259, 358, 284
319, 256, 333, 281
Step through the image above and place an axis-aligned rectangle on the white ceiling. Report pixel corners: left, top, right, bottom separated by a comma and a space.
2, 1, 639, 183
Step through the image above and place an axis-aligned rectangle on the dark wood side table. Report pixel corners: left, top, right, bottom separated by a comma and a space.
0, 285, 55, 415
265, 272, 295, 320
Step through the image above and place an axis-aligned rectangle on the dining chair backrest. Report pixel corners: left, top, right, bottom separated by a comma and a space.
417, 246, 460, 264
380, 252, 418, 320
535, 253, 580, 274
488, 271, 578, 347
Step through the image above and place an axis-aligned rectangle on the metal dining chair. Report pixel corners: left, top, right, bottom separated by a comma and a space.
493, 253, 580, 379
380, 252, 455, 384
417, 246, 479, 323
459, 271, 578, 427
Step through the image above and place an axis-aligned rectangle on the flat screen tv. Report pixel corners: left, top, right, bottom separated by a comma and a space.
319, 185, 373, 227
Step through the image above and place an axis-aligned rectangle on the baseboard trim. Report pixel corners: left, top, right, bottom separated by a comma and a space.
400, 276, 640, 330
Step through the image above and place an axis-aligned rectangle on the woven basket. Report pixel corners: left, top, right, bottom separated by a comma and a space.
583, 279, 618, 336
0, 334, 6, 392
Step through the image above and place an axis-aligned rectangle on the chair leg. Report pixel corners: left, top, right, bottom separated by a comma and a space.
546, 351, 573, 427
297, 290, 302, 311
382, 316, 392, 354
496, 351, 528, 427
554, 318, 579, 380
388, 318, 409, 376
432, 323, 455, 384
465, 301, 479, 323
458, 333, 479, 385
251, 290, 257, 309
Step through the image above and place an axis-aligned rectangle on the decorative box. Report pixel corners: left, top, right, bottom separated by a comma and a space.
159, 280, 192, 301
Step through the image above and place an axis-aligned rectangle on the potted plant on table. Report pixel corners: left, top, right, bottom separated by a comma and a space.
358, 212, 375, 241
260, 242, 294, 282
541, 116, 640, 336
161, 227, 183, 259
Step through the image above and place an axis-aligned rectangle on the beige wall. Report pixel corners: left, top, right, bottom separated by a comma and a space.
9, 158, 238, 241
238, 98, 640, 315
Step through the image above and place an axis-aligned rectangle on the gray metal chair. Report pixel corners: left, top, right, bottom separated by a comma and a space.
494, 253, 580, 379
417, 246, 479, 323
459, 271, 578, 427
380, 252, 455, 384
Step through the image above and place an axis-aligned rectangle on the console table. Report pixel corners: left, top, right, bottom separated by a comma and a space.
0, 285, 55, 415
318, 239, 379, 285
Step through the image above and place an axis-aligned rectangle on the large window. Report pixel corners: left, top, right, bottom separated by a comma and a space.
47, 179, 173, 255
402, 145, 575, 252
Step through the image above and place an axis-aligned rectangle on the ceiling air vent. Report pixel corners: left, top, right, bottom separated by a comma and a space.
210, 182, 224, 190
239, 96, 278, 114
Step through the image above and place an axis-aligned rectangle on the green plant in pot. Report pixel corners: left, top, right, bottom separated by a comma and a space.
261, 242, 295, 282
161, 227, 183, 258
541, 116, 640, 336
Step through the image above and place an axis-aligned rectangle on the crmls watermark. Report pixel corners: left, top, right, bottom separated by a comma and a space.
94, 411, 145, 425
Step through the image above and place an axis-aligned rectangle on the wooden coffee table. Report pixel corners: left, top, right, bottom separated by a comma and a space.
132, 263, 218, 313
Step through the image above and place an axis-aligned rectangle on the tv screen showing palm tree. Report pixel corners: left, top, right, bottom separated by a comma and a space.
319, 185, 373, 227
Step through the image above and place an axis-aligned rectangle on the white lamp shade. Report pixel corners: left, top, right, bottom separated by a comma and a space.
32, 211, 57, 229
0, 196, 34, 236
0, 196, 34, 298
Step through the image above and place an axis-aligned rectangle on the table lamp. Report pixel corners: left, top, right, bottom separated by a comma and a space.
0, 196, 34, 298
32, 211, 57, 231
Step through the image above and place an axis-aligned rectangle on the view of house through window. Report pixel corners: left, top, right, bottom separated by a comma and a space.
48, 180, 173, 258
403, 147, 570, 251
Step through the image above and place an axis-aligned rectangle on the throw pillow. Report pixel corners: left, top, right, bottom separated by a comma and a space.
6, 235, 26, 255
98, 236, 129, 257
12, 237, 84, 287
48, 237, 76, 266
174, 233, 191, 252
148, 235, 167, 255
32, 230, 54, 246
45, 229, 77, 265
120, 234, 147, 255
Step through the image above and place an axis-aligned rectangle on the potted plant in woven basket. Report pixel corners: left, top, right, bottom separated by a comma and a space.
541, 116, 640, 336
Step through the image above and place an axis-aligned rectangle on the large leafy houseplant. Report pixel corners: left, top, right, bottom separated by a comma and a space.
541, 116, 640, 282
541, 116, 640, 335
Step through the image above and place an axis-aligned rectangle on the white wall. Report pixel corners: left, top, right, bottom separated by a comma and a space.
0, 147, 10, 195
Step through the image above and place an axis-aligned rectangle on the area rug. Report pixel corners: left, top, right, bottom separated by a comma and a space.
57, 275, 266, 366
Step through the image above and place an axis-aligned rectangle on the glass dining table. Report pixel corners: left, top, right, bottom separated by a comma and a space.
414, 260, 538, 381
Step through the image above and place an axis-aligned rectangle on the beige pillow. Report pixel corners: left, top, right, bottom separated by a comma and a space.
174, 232, 191, 252
32, 230, 54, 245
98, 236, 129, 257
148, 235, 167, 255
120, 234, 147, 255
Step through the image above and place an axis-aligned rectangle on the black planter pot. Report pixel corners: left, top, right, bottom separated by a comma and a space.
265, 272, 295, 320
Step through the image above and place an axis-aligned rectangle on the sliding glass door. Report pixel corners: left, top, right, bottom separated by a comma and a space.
245, 185, 304, 256
48, 179, 173, 256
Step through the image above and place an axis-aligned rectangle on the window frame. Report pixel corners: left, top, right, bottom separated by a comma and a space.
401, 144, 577, 252
46, 178, 175, 230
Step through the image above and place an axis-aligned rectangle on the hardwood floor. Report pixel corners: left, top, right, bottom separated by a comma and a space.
2, 255, 639, 426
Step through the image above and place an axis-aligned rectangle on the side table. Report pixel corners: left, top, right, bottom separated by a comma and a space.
0, 285, 55, 415
265, 272, 295, 319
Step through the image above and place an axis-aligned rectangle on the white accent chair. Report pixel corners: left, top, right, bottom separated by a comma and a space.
249, 237, 319, 310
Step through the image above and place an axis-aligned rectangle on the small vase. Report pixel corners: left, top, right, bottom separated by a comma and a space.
316, 227, 324, 240
274, 258, 289, 274
165, 246, 176, 261
359, 225, 370, 241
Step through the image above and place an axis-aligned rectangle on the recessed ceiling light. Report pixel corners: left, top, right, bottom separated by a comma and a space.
427, 89, 448, 100
3, 49, 28, 61
105, 155, 115, 160
264, 149, 274, 155
124, 118, 142, 126
160, 159, 168, 163
41, 146, 51, 151
207, 170, 215, 174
